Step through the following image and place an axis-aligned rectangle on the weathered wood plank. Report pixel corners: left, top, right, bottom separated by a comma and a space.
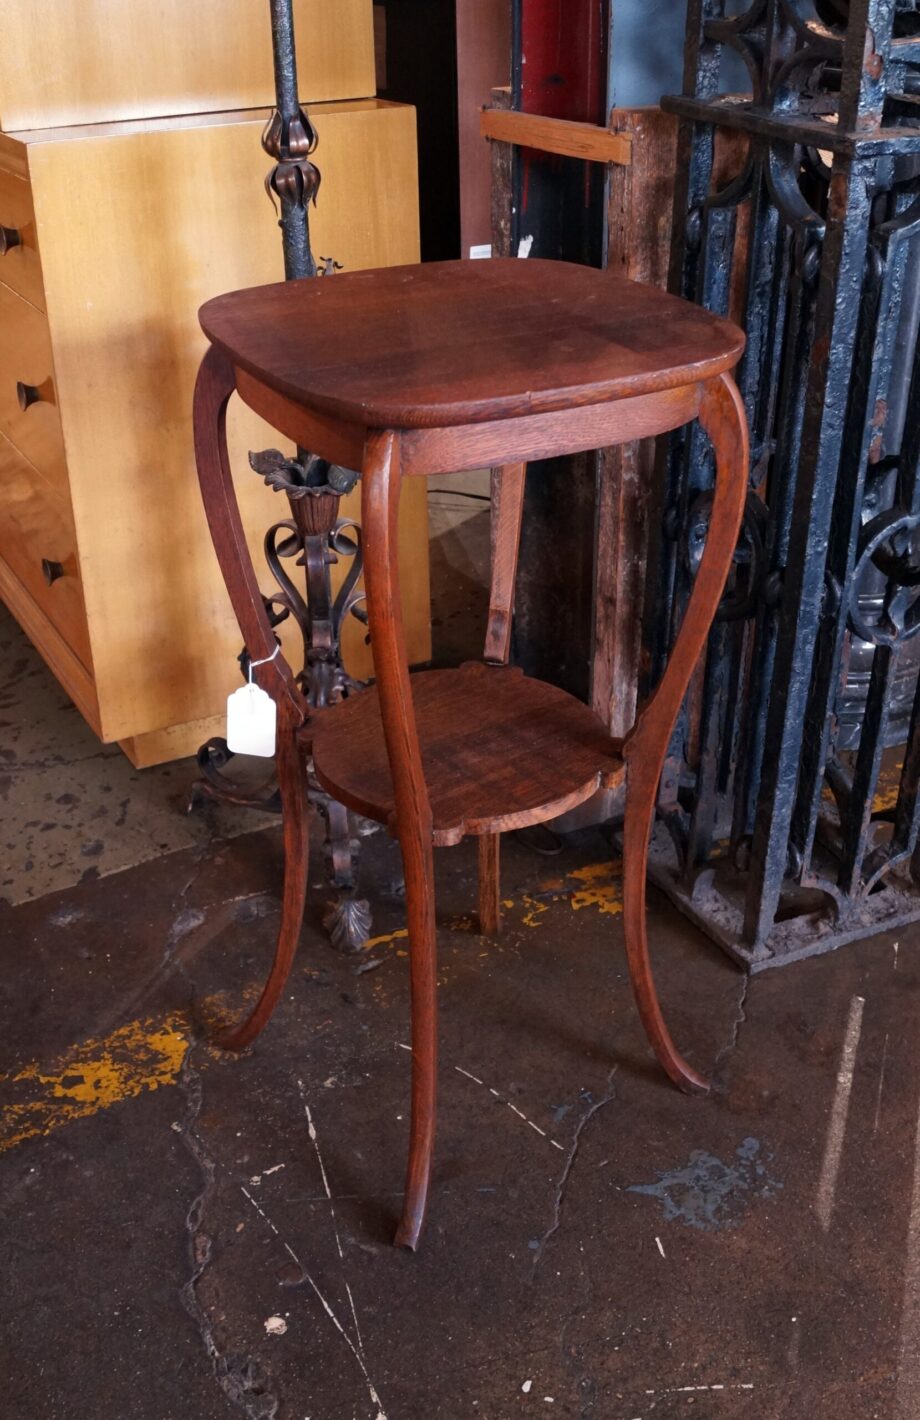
480, 106, 633, 167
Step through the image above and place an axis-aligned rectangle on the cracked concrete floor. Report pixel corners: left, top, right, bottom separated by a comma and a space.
4, 503, 920, 1417
3, 816, 919, 1420
0, 606, 272, 906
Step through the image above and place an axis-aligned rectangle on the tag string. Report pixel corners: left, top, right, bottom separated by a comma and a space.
248, 642, 281, 682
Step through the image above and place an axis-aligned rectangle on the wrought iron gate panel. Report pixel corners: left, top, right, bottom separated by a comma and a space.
645, 0, 920, 968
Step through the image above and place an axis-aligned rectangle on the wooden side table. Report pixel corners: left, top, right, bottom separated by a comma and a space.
193, 259, 748, 1249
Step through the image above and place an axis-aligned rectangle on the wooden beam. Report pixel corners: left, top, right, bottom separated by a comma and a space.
593, 108, 679, 740
480, 106, 633, 167
489, 87, 513, 258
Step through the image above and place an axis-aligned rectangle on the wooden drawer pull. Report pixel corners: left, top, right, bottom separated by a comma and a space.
0, 225, 22, 255
41, 558, 65, 586
17, 381, 43, 411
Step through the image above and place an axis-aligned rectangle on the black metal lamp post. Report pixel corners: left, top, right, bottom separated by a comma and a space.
265, 0, 319, 281
191, 0, 372, 952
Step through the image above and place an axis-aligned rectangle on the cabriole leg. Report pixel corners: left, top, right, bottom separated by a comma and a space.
622, 373, 749, 1094
362, 431, 438, 1249
220, 725, 309, 1050
193, 348, 311, 1050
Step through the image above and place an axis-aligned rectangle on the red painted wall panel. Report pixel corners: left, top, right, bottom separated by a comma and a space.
518, 0, 608, 122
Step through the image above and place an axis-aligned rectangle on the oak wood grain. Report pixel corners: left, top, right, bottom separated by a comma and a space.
488, 87, 514, 259
477, 833, 502, 936
0, 431, 90, 669
398, 383, 702, 475
480, 108, 633, 167
234, 373, 704, 481
0, 282, 67, 497
0, 101, 429, 753
118, 714, 227, 770
622, 373, 750, 1096
0, 553, 99, 733
485, 463, 526, 664
193, 253, 749, 1251
0, 168, 44, 310
201, 259, 746, 431
360, 431, 437, 1251
0, 0, 375, 131
312, 662, 626, 847
594, 108, 680, 739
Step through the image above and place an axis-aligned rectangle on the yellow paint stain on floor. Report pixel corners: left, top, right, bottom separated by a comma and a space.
361, 861, 624, 946
521, 894, 550, 928
567, 862, 624, 917
363, 927, 409, 952
822, 767, 901, 814
0, 1012, 190, 1153
516, 862, 624, 927
874, 783, 900, 812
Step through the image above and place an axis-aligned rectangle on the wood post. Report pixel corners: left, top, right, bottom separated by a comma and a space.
594, 108, 679, 739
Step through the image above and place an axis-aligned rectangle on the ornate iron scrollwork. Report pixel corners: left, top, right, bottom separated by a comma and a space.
641, 0, 920, 966
191, 0, 374, 951
682, 488, 769, 623
848, 507, 920, 646
191, 457, 373, 951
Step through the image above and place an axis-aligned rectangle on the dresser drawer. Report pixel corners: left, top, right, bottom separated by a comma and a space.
0, 432, 91, 669
0, 281, 67, 494
0, 166, 45, 310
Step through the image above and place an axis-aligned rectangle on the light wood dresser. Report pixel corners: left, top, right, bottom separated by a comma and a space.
0, 5, 430, 767
0, 0, 376, 129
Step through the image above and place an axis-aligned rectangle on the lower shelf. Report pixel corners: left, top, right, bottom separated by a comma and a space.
311, 661, 624, 846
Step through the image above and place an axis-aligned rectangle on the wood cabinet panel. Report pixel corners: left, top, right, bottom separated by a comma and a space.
0, 166, 44, 309
0, 0, 376, 131
0, 432, 91, 669
0, 282, 67, 494
4, 101, 429, 750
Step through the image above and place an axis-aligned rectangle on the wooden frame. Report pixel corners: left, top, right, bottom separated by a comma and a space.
479, 107, 633, 167
192, 260, 749, 1250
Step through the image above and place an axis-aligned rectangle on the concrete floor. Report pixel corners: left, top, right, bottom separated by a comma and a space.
2, 498, 919, 1418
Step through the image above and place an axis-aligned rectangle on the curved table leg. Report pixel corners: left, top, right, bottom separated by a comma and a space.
193, 348, 311, 1050
621, 373, 749, 1095
219, 727, 309, 1051
362, 430, 438, 1250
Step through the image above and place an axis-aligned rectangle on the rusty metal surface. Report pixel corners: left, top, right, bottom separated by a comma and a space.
647, 0, 920, 965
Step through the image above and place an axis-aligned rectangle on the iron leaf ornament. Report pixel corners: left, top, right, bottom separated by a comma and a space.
262, 105, 322, 213
250, 448, 360, 497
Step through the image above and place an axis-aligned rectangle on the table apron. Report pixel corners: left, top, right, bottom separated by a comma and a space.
232, 365, 706, 479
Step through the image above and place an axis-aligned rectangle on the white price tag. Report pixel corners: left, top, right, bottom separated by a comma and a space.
227, 683, 277, 757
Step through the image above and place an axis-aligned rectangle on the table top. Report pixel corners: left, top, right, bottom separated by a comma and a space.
200, 258, 745, 430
